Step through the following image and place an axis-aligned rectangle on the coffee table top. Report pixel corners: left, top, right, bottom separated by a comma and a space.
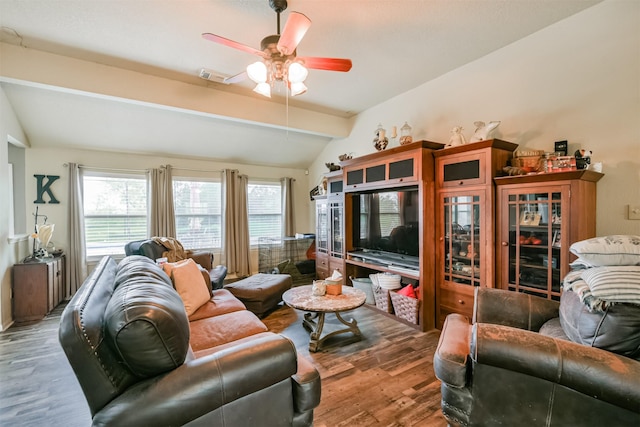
282, 285, 366, 313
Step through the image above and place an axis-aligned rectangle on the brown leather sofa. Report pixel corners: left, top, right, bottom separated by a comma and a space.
434, 287, 640, 426
124, 238, 227, 289
59, 255, 320, 426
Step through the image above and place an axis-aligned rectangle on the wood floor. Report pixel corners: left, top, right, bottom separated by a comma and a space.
0, 301, 447, 427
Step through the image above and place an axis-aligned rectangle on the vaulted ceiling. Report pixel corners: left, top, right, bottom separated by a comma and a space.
0, 0, 601, 168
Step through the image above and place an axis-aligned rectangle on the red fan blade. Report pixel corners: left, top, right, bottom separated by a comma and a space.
202, 33, 267, 58
298, 57, 353, 72
277, 12, 311, 56
223, 71, 247, 84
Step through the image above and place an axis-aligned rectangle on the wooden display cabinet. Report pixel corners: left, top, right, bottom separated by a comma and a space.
315, 171, 345, 282
314, 197, 329, 280
342, 141, 444, 331
434, 140, 518, 327
12, 255, 66, 323
494, 170, 603, 300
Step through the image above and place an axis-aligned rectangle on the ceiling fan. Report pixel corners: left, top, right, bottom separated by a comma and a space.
202, 0, 352, 97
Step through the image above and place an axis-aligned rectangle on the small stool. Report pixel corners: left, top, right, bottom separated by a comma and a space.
224, 273, 292, 317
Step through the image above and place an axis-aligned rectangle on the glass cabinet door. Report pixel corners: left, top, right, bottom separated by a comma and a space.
443, 195, 482, 287
506, 190, 564, 300
329, 200, 343, 258
316, 200, 329, 255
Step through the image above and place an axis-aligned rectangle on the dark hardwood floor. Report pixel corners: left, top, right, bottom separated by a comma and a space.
0, 300, 446, 426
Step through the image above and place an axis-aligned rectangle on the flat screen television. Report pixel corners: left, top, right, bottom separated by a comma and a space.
349, 186, 420, 268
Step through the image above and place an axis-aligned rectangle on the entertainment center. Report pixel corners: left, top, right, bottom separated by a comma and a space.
315, 139, 602, 332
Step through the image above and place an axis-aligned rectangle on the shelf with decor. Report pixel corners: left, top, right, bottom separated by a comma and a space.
315, 170, 345, 282
434, 140, 518, 328
495, 170, 604, 301
342, 140, 443, 331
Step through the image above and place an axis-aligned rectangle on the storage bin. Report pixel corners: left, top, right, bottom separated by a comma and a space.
350, 277, 375, 305
390, 291, 420, 325
373, 286, 393, 314
376, 273, 402, 290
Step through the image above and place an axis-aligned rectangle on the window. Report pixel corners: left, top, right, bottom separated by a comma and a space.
83, 173, 147, 257
173, 178, 222, 249
248, 181, 282, 245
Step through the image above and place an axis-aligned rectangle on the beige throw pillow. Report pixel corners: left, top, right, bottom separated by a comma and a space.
164, 258, 210, 316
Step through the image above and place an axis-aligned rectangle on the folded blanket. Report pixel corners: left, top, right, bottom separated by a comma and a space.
563, 269, 605, 311
581, 266, 640, 304
564, 265, 640, 311
152, 236, 189, 262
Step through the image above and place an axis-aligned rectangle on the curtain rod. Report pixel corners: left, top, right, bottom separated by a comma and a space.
63, 163, 148, 173
164, 165, 223, 174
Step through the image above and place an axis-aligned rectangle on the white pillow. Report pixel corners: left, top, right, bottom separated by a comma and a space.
570, 235, 640, 266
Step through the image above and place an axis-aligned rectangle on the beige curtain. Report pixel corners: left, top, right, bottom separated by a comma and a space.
223, 169, 251, 277
66, 163, 86, 298
281, 177, 295, 237
149, 165, 176, 237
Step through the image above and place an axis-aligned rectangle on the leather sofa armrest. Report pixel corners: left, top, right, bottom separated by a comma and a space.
473, 287, 559, 331
434, 313, 471, 388
92, 333, 298, 426
292, 354, 321, 413
473, 323, 640, 413
188, 251, 213, 271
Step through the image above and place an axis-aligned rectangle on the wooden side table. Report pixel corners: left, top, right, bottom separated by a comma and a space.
12, 255, 66, 322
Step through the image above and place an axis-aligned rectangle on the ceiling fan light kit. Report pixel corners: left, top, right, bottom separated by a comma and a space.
202, 0, 352, 98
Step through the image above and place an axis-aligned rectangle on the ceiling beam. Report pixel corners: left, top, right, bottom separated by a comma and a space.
0, 42, 351, 138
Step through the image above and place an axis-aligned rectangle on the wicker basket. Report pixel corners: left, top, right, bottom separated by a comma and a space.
373, 286, 393, 314
389, 291, 420, 324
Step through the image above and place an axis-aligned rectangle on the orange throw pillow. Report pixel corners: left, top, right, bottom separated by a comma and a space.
164, 259, 210, 316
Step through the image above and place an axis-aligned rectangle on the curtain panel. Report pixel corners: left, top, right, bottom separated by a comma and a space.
66, 162, 87, 298
149, 165, 176, 237
281, 177, 295, 237
223, 169, 251, 277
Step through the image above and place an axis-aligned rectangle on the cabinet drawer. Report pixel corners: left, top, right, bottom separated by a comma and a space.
439, 285, 474, 318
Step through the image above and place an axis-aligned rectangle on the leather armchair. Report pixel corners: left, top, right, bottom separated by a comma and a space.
124, 238, 227, 289
434, 287, 640, 427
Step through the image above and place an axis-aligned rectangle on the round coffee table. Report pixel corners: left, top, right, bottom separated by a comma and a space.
282, 285, 366, 352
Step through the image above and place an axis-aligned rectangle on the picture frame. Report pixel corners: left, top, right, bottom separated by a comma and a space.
520, 211, 534, 225
529, 212, 542, 226
552, 230, 561, 247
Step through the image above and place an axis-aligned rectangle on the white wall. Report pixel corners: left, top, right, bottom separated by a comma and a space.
0, 87, 30, 330
309, 0, 640, 237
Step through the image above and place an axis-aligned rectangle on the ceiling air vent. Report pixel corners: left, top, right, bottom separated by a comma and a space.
198, 68, 230, 84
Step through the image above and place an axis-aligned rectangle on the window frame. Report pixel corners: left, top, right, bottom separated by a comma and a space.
247, 180, 283, 246
82, 170, 148, 259
172, 176, 222, 251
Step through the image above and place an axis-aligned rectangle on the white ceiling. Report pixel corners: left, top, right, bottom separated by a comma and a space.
0, 0, 601, 168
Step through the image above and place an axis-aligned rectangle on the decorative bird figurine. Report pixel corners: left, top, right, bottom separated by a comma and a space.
470, 121, 500, 142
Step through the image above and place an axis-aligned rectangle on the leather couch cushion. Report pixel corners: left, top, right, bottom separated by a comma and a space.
105, 258, 190, 378
163, 258, 211, 316
115, 255, 172, 288
538, 317, 570, 341
559, 289, 640, 359
189, 310, 268, 352
188, 289, 247, 321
